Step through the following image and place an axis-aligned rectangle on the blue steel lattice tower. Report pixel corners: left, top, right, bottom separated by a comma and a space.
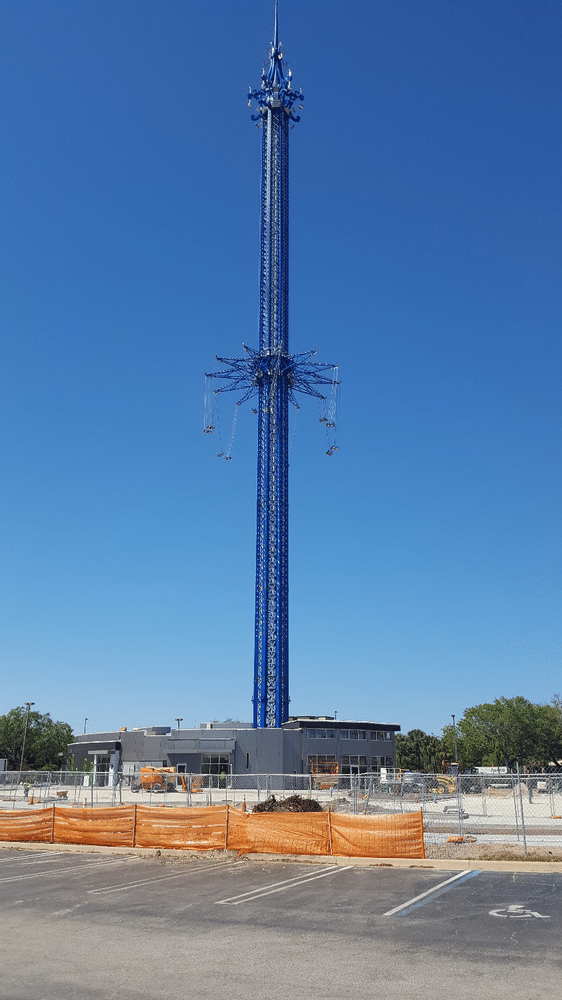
206, 4, 338, 727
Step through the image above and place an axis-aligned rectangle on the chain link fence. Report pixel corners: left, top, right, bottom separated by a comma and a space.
1, 768, 561, 857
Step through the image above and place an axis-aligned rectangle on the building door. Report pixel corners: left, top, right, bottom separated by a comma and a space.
340, 755, 367, 776
93, 754, 110, 786
201, 754, 231, 787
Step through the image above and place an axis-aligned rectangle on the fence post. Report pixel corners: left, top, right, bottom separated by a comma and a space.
512, 774, 521, 841
456, 776, 464, 837
132, 803, 137, 848
224, 804, 229, 851
327, 808, 333, 856
516, 763, 528, 856
51, 805, 56, 844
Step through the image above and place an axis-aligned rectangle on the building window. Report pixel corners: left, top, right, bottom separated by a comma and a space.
372, 731, 392, 742
245, 752, 250, 770
340, 729, 367, 740
341, 755, 368, 774
201, 754, 230, 776
307, 755, 337, 774
307, 728, 336, 739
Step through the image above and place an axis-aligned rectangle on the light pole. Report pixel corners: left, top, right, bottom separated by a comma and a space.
83, 718, 88, 735
175, 718, 183, 730
19, 702, 35, 773
451, 714, 458, 761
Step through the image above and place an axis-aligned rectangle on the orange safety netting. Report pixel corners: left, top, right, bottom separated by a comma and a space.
227, 808, 330, 856
0, 807, 54, 843
0, 806, 425, 858
134, 805, 227, 850
54, 805, 135, 847
329, 811, 425, 859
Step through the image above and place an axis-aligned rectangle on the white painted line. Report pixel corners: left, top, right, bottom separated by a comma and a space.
89, 859, 246, 895
0, 856, 138, 885
215, 867, 334, 904
383, 870, 478, 916
0, 851, 68, 864
216, 865, 352, 905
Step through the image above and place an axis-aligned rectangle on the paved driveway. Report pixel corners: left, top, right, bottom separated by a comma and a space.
0, 848, 560, 999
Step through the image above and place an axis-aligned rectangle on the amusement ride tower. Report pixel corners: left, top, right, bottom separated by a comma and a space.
205, 3, 339, 727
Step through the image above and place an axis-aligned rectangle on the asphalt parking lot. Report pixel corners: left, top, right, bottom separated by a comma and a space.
1, 847, 560, 1000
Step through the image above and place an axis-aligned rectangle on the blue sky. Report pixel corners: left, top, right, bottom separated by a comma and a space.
1, 0, 560, 740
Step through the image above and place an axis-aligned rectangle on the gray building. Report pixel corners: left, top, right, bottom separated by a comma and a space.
67, 716, 399, 784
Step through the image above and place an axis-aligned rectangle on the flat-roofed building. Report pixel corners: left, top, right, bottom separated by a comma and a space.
67, 716, 399, 784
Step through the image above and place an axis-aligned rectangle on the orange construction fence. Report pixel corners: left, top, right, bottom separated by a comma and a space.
0, 805, 424, 859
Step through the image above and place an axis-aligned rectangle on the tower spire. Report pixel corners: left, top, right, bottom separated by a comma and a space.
249, 1, 302, 121
205, 10, 339, 728
269, 0, 281, 86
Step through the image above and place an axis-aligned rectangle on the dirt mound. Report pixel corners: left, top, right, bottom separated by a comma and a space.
253, 794, 323, 813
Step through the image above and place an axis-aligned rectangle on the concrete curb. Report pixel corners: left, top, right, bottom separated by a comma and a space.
1, 840, 562, 873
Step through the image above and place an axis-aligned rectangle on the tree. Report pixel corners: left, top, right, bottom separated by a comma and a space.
440, 723, 463, 765
0, 707, 73, 770
457, 696, 562, 770
396, 729, 443, 771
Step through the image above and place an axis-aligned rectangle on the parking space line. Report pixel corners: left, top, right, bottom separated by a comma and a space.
383, 869, 482, 917
215, 867, 335, 904
216, 865, 352, 905
88, 859, 246, 894
0, 856, 139, 885
0, 851, 68, 864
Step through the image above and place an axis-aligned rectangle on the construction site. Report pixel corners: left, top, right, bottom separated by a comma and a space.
2, 766, 562, 861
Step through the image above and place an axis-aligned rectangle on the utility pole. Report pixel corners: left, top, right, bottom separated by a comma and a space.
451, 714, 458, 760
19, 701, 35, 773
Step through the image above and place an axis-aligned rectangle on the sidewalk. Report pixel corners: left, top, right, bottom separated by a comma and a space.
2, 839, 562, 873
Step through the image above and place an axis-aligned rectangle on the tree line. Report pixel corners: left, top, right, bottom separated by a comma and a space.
0, 707, 73, 771
2, 695, 561, 774
396, 695, 562, 772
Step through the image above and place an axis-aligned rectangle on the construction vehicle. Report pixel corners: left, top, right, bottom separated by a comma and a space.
131, 767, 187, 793
432, 773, 458, 794
432, 763, 484, 794
310, 760, 339, 775
429, 761, 457, 793
310, 760, 339, 789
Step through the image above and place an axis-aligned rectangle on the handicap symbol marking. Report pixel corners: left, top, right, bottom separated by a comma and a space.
489, 903, 550, 919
